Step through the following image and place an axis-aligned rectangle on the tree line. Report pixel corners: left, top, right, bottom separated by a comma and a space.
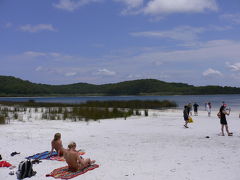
1, 76, 240, 96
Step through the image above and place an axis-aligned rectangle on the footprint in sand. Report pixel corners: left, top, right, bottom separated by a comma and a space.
170, 168, 176, 172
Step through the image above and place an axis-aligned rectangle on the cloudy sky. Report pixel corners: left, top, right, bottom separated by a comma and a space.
1, 0, 240, 86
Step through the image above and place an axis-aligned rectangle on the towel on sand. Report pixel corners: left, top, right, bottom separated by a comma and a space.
26, 151, 57, 160
50, 151, 85, 161
46, 164, 99, 179
0, 161, 12, 167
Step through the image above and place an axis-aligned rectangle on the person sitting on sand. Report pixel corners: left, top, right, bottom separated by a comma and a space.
50, 133, 65, 157
183, 105, 189, 128
219, 104, 232, 136
64, 142, 95, 172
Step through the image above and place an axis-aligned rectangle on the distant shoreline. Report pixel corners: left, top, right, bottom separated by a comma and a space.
1, 93, 240, 98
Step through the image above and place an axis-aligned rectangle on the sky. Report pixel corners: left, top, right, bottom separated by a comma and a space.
1, 0, 240, 87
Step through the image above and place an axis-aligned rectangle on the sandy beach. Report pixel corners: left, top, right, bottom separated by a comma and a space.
0, 109, 240, 180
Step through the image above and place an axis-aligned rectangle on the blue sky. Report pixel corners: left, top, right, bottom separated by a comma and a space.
1, 0, 240, 86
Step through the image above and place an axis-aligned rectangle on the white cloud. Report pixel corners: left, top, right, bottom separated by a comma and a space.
21, 51, 75, 61
49, 52, 62, 57
24, 51, 47, 57
109, 40, 240, 72
127, 74, 143, 79
19, 24, 57, 33
220, 13, 240, 24
53, 0, 102, 12
5, 22, 13, 28
208, 25, 232, 31
33, 66, 84, 77
202, 68, 222, 77
165, 40, 240, 62
65, 72, 77, 76
114, 0, 143, 14
35, 66, 43, 72
131, 26, 205, 42
95, 69, 116, 76
131, 25, 232, 42
115, 0, 143, 8
54, 0, 218, 15
226, 62, 240, 72
143, 0, 218, 15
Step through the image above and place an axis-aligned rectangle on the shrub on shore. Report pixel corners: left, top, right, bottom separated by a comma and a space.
0, 115, 5, 124
0, 100, 177, 109
0, 100, 177, 122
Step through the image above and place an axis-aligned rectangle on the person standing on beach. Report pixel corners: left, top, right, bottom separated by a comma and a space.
193, 102, 199, 116
206, 102, 211, 117
219, 104, 232, 136
187, 103, 192, 116
183, 105, 189, 128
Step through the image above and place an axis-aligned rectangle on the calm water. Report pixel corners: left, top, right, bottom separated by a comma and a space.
0, 95, 239, 111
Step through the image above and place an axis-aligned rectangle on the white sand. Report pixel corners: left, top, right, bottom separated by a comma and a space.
0, 109, 240, 180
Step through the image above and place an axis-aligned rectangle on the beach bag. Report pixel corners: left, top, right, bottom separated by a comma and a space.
217, 112, 221, 119
188, 117, 193, 123
16, 160, 36, 179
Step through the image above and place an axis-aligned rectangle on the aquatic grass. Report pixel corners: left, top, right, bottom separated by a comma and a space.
0, 100, 176, 121
0, 100, 177, 109
0, 115, 5, 124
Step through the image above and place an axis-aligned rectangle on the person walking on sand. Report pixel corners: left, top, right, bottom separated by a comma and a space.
49, 133, 65, 157
64, 142, 95, 172
187, 103, 192, 116
183, 105, 189, 128
219, 104, 233, 136
206, 102, 211, 117
193, 102, 199, 116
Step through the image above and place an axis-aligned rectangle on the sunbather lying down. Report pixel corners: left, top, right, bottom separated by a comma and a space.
63, 142, 95, 172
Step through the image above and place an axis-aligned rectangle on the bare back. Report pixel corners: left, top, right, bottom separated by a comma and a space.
64, 150, 81, 172
51, 139, 64, 156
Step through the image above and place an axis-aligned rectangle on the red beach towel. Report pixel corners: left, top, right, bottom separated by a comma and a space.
46, 164, 99, 179
0, 161, 12, 167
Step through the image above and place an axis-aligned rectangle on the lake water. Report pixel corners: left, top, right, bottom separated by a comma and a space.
0, 94, 239, 111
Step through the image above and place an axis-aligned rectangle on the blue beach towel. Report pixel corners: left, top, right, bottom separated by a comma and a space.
26, 151, 57, 160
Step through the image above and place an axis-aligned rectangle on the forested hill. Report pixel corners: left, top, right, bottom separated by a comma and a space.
1, 75, 240, 96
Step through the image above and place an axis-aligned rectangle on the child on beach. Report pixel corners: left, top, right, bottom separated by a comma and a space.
219, 104, 233, 136
64, 142, 95, 172
206, 102, 211, 117
49, 133, 65, 157
183, 105, 189, 128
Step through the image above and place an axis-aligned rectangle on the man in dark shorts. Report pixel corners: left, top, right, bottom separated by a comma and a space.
219, 104, 232, 136
193, 102, 199, 116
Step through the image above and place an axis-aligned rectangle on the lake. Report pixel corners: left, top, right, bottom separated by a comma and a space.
0, 94, 239, 111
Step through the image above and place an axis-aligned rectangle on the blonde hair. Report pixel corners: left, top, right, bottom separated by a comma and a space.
68, 141, 76, 149
54, 133, 61, 141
